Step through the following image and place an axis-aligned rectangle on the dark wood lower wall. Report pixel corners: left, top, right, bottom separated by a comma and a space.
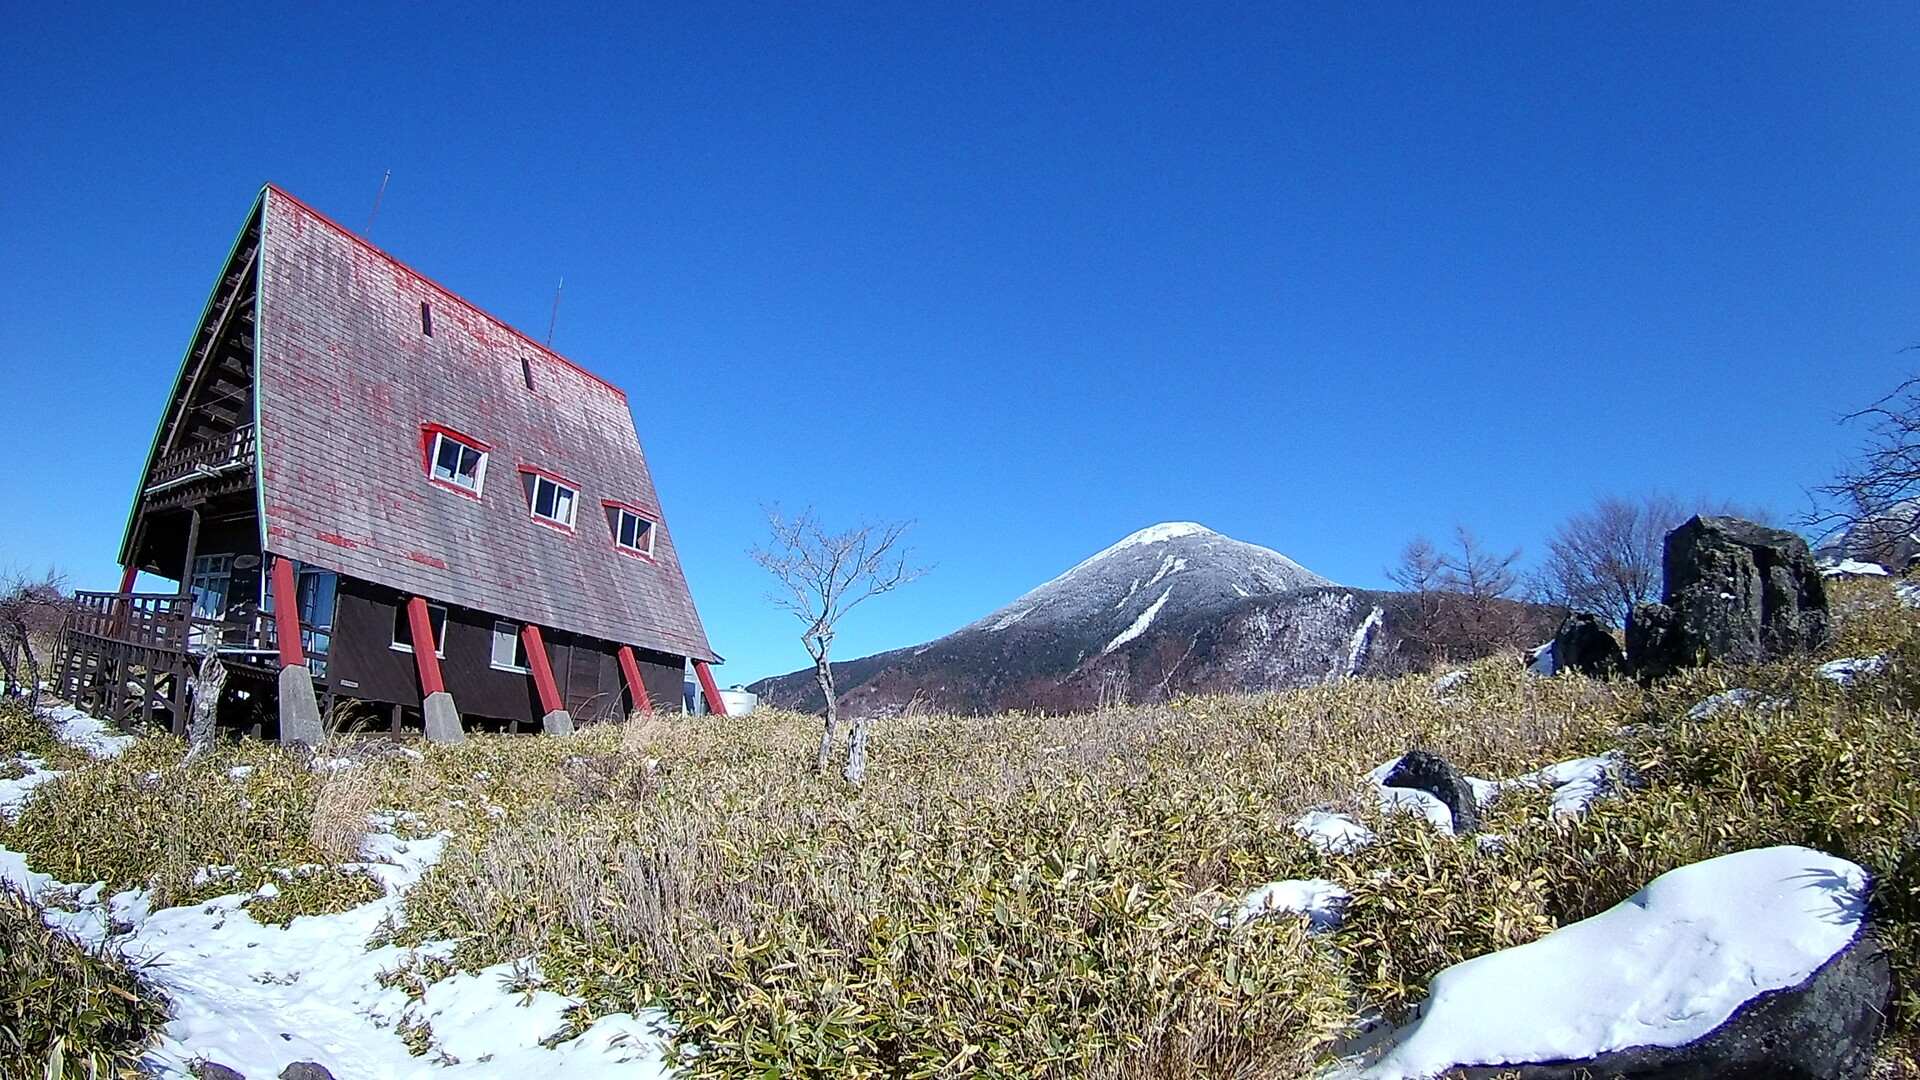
328, 577, 684, 726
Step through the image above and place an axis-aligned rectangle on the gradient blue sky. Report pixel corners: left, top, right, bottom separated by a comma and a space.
2, 4, 1915, 683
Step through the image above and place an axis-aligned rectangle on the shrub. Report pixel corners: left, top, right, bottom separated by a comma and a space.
0, 883, 168, 1079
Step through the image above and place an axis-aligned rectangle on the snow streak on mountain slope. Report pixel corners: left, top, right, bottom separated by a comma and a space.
965, 522, 1334, 637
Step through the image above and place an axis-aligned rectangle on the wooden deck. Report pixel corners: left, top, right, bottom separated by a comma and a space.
52, 590, 327, 735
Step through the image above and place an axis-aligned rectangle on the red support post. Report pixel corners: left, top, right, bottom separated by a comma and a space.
693, 660, 728, 718
117, 565, 138, 594
269, 556, 306, 667
616, 645, 654, 717
521, 624, 564, 716
405, 596, 444, 695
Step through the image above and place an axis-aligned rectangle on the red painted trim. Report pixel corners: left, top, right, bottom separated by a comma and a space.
521, 624, 564, 715
694, 660, 728, 718
263, 184, 631, 402
616, 645, 654, 717
599, 497, 661, 520
117, 565, 138, 593
516, 462, 580, 490
601, 499, 660, 561
270, 556, 306, 667
420, 424, 489, 501
406, 596, 445, 696
519, 466, 581, 532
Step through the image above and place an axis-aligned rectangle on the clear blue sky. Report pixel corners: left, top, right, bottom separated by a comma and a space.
2, 4, 1915, 683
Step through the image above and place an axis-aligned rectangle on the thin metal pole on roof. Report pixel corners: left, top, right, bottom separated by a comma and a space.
364, 170, 392, 237
546, 278, 564, 347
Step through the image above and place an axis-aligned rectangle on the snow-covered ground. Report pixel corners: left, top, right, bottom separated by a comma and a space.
2, 821, 676, 1078
1346, 846, 1869, 1078
2, 707, 677, 1078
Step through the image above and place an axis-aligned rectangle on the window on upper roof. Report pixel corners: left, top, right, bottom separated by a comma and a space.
428, 430, 487, 495
522, 471, 578, 529
391, 602, 448, 657
607, 506, 655, 556
420, 301, 433, 336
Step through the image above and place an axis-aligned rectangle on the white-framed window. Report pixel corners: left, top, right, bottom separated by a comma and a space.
391, 602, 448, 657
610, 506, 655, 556
429, 431, 487, 494
523, 471, 578, 528
490, 621, 530, 672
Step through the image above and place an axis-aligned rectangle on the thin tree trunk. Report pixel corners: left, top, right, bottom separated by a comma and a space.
813, 655, 838, 773
186, 651, 226, 758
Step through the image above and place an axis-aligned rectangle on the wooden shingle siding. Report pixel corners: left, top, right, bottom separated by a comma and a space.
252, 186, 717, 663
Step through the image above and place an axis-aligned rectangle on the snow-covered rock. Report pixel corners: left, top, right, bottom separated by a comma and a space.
1221, 878, 1350, 930
1819, 656, 1889, 685
1351, 846, 1874, 1079
1510, 753, 1624, 816
1684, 688, 1763, 721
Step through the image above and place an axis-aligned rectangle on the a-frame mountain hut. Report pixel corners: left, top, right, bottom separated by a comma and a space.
53, 184, 730, 742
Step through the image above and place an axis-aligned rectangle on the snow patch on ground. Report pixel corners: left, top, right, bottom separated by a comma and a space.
1102, 586, 1174, 655
1819, 656, 1889, 685
41, 704, 135, 758
1432, 670, 1471, 695
0, 819, 676, 1078
1525, 642, 1555, 675
0, 754, 58, 823
1351, 846, 1869, 1079
1294, 810, 1376, 854
1820, 558, 1889, 577
1220, 878, 1350, 930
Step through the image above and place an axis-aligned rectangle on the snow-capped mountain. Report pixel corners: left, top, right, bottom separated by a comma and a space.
962, 522, 1334, 647
751, 522, 1563, 717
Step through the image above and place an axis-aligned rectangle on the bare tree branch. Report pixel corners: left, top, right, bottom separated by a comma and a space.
749, 506, 930, 784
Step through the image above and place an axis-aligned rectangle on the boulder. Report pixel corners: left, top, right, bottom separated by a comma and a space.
1626, 516, 1829, 679
195, 1064, 245, 1080
1358, 846, 1883, 1080
1379, 750, 1481, 835
279, 1065, 336, 1080
1452, 934, 1891, 1080
1548, 612, 1623, 677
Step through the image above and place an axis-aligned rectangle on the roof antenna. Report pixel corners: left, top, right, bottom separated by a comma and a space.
545, 277, 564, 347
364, 169, 392, 237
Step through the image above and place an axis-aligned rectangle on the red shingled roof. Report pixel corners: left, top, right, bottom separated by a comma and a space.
253, 185, 718, 662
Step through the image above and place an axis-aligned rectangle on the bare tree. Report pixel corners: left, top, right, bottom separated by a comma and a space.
1532, 494, 1763, 626
750, 508, 929, 784
1389, 527, 1521, 599
1386, 527, 1529, 661
0, 569, 73, 712
1814, 370, 1920, 565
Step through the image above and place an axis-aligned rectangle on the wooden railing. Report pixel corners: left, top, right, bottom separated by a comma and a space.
66, 589, 327, 673
146, 425, 255, 492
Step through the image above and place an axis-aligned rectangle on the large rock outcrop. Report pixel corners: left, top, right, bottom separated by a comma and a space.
1626, 516, 1830, 679
1549, 612, 1623, 678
